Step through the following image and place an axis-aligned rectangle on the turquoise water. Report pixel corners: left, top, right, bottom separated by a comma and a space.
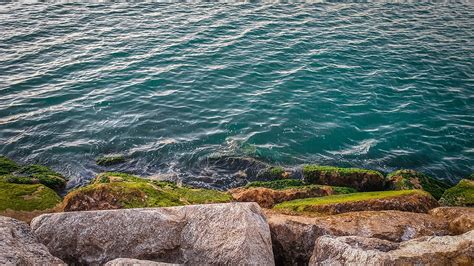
0, 2, 473, 189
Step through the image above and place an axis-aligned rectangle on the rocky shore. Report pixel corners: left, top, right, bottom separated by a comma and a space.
1, 155, 473, 265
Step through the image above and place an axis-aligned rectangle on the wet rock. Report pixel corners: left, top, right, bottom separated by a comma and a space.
230, 186, 332, 208
309, 230, 474, 265
31, 203, 274, 265
265, 210, 449, 265
105, 258, 181, 266
386, 169, 450, 199
302, 165, 385, 191
0, 216, 64, 265
61, 172, 231, 212
274, 190, 439, 215
230, 182, 355, 208
429, 207, 474, 234
439, 179, 474, 207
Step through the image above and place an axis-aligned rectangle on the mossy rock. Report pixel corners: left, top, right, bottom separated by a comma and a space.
303, 165, 385, 191
15, 164, 67, 191
386, 170, 450, 200
0, 182, 61, 212
0, 156, 20, 175
274, 190, 438, 216
96, 155, 126, 166
245, 179, 357, 194
62, 172, 232, 211
246, 179, 306, 190
439, 179, 474, 207
256, 166, 288, 179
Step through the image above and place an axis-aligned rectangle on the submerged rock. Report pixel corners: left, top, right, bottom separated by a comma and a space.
309, 230, 474, 265
61, 172, 232, 211
0, 216, 65, 265
31, 202, 274, 265
429, 207, 474, 234
274, 190, 439, 215
439, 179, 474, 207
266, 210, 449, 265
386, 169, 450, 199
302, 165, 385, 191
96, 155, 126, 166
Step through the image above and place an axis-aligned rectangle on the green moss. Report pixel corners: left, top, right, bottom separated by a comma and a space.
0, 182, 61, 212
92, 172, 150, 184
439, 179, 474, 207
0, 156, 19, 175
16, 165, 66, 191
246, 179, 306, 190
302, 165, 384, 191
69, 172, 232, 209
274, 190, 426, 213
96, 155, 126, 166
331, 186, 358, 194
386, 170, 450, 199
257, 166, 286, 179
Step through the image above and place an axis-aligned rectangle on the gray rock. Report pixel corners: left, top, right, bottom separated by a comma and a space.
309, 230, 474, 265
31, 203, 274, 265
265, 210, 449, 265
105, 258, 181, 266
0, 216, 65, 265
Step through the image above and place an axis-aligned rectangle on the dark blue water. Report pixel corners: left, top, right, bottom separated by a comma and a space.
0, 2, 473, 189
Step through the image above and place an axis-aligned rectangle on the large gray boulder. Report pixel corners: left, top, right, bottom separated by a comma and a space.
0, 216, 64, 265
31, 203, 274, 265
266, 210, 449, 265
309, 230, 474, 265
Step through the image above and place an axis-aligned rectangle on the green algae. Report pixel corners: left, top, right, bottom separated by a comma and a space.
439, 179, 474, 207
302, 165, 385, 191
66, 172, 232, 209
386, 169, 450, 200
274, 190, 427, 213
96, 155, 126, 166
0, 182, 61, 212
0, 156, 19, 175
256, 166, 287, 179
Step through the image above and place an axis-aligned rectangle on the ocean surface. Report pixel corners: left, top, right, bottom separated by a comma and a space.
0, 2, 473, 190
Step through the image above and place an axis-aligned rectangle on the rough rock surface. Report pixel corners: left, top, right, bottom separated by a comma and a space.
275, 190, 440, 215
429, 207, 474, 234
0, 216, 65, 265
386, 169, 450, 199
31, 203, 274, 265
230, 186, 333, 208
265, 210, 449, 265
309, 230, 474, 265
303, 165, 385, 191
105, 258, 181, 266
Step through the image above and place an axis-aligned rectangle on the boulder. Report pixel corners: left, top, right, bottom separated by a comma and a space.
265, 210, 449, 265
230, 186, 333, 208
274, 190, 439, 215
429, 207, 474, 234
0, 216, 64, 265
31, 203, 274, 265
386, 169, 450, 199
302, 165, 385, 191
439, 179, 474, 207
105, 258, 180, 265
309, 230, 474, 265
61, 172, 231, 212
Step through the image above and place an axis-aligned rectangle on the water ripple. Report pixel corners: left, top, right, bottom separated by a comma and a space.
0, 2, 473, 189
